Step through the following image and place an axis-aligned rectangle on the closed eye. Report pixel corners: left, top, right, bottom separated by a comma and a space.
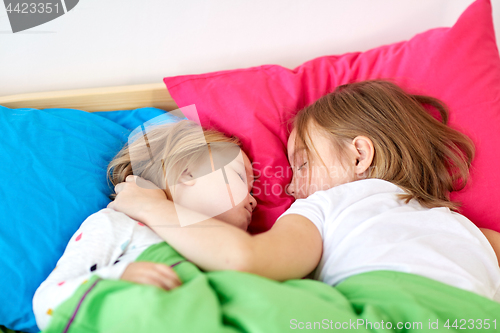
238, 172, 254, 196
298, 161, 307, 171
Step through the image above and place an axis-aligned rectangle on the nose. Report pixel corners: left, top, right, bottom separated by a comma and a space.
249, 194, 257, 211
285, 183, 296, 198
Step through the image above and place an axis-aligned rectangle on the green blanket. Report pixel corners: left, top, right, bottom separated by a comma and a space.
43, 242, 500, 333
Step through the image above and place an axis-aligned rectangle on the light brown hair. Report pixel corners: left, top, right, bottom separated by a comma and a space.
107, 119, 240, 199
292, 80, 475, 210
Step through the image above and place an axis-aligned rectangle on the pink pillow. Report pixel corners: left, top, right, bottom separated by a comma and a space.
164, 0, 500, 234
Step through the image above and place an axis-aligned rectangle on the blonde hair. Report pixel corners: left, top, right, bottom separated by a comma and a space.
292, 80, 475, 211
108, 119, 240, 199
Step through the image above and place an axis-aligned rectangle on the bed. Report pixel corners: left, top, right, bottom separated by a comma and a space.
0, 83, 178, 113
1, 0, 500, 332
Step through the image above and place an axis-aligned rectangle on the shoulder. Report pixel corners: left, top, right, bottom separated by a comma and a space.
285, 179, 403, 213
329, 178, 404, 196
303, 179, 405, 205
282, 179, 406, 223
86, 208, 135, 220
81, 208, 137, 230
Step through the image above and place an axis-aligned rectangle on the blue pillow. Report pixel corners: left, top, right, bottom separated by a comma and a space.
0, 106, 176, 332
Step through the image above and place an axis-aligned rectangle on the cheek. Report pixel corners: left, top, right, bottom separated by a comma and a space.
174, 173, 234, 217
201, 181, 232, 211
292, 171, 310, 199
302, 166, 333, 197
292, 167, 329, 198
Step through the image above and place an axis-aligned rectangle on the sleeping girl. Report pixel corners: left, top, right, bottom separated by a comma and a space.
32, 119, 257, 330
109, 80, 500, 302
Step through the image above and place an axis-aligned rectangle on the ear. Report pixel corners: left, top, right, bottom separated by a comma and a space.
351, 136, 374, 179
178, 169, 196, 186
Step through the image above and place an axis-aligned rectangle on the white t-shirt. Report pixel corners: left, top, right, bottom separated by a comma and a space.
279, 179, 500, 301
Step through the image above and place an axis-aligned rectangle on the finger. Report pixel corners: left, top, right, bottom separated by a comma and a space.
126, 175, 138, 183
156, 264, 182, 285
147, 272, 179, 291
159, 276, 181, 291
114, 183, 125, 194
131, 266, 181, 291
140, 266, 176, 289
136, 275, 165, 290
136, 176, 162, 190
150, 265, 182, 289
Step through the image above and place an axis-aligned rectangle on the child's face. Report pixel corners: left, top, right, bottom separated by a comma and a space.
172, 150, 257, 231
286, 126, 356, 200
212, 151, 257, 230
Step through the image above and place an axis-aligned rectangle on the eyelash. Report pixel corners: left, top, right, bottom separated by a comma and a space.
298, 162, 307, 171
238, 173, 254, 196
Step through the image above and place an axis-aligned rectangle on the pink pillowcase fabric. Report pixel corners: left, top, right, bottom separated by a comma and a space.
164, 0, 500, 234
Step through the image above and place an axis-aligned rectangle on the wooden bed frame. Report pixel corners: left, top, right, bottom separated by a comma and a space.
0, 83, 178, 112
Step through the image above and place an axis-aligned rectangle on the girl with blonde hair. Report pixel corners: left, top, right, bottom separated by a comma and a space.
33, 119, 257, 330
110, 80, 500, 302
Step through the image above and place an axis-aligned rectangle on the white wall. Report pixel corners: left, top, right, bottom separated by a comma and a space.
0, 0, 498, 97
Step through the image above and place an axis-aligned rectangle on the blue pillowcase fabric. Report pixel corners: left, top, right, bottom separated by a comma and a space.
0, 106, 174, 332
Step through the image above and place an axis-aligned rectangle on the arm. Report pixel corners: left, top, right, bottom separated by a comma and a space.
146, 203, 322, 281
33, 210, 182, 330
480, 228, 500, 266
108, 177, 323, 281
33, 210, 132, 330
247, 213, 323, 281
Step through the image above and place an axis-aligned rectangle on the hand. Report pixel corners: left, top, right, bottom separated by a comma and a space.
107, 175, 170, 223
120, 262, 182, 291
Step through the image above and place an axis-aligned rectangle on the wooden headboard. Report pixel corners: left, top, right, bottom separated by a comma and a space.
0, 83, 178, 112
